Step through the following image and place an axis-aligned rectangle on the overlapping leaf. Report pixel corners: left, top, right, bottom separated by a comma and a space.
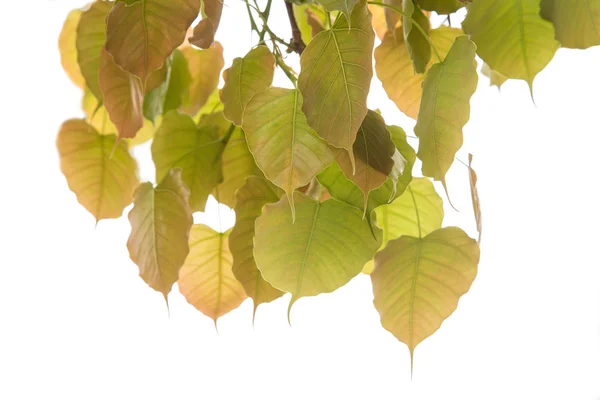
416, 0, 463, 14
189, 0, 223, 49
58, 9, 85, 89
402, 0, 431, 73
181, 43, 224, 116
294, 3, 328, 45
318, 0, 359, 19
541, 0, 600, 49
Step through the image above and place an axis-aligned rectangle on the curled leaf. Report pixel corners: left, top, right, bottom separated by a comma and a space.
189, 0, 223, 49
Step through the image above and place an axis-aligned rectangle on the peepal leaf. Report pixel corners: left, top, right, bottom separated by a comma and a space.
105, 0, 201, 84
58, 9, 85, 89
402, 0, 431, 74
372, 227, 479, 367
189, 0, 223, 49
468, 154, 482, 244
540, 0, 600, 49
415, 36, 477, 182
298, 0, 375, 169
57, 119, 139, 221
127, 169, 193, 300
178, 225, 247, 323
220, 46, 275, 125
318, 0, 360, 19
181, 42, 224, 115
230, 177, 285, 318
242, 88, 334, 215
254, 193, 382, 319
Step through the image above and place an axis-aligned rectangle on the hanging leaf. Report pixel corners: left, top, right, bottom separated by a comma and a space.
298, 0, 374, 169
105, 0, 201, 84
98, 49, 144, 139
481, 63, 508, 89
540, 0, 600, 49
402, 0, 431, 74
76, 0, 112, 101
415, 0, 463, 14
151, 111, 226, 212
468, 154, 482, 244
371, 227, 479, 368
318, 0, 360, 20
143, 57, 172, 123
368, 3, 390, 40
178, 225, 247, 323
127, 169, 193, 300
293, 4, 328, 45
375, 26, 463, 119
242, 88, 334, 215
230, 177, 285, 319
415, 36, 478, 182
189, 0, 223, 49
163, 49, 193, 112
254, 192, 382, 319
220, 46, 275, 125
57, 119, 139, 221
58, 9, 85, 89
463, 0, 559, 89
382, 0, 403, 34
181, 43, 224, 115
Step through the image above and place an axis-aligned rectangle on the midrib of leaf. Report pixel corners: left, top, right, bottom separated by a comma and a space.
237, 58, 245, 117
141, 0, 149, 83
360, 126, 370, 214
408, 186, 422, 239
514, 0, 531, 84
408, 239, 423, 372
331, 30, 353, 159
150, 187, 161, 293
96, 135, 106, 221
288, 90, 298, 192
429, 63, 444, 181
215, 232, 223, 322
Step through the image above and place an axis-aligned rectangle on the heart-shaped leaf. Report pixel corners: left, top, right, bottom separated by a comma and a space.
58, 9, 85, 89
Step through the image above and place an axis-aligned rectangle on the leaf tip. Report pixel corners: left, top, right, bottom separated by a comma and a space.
442, 179, 459, 212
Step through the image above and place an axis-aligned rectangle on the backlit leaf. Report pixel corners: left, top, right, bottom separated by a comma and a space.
127, 169, 193, 300
481, 63, 507, 89
318, 0, 359, 19
468, 154, 482, 244
189, 0, 223, 49
178, 225, 247, 323
415, 0, 463, 14
220, 46, 275, 125
58, 9, 85, 89
230, 177, 285, 318
368, 3, 389, 40
415, 36, 477, 182
105, 0, 200, 84
163, 49, 193, 112
298, 0, 374, 168
402, 0, 431, 74
57, 119, 139, 221
372, 227, 479, 367
540, 0, 600, 49
181, 42, 224, 116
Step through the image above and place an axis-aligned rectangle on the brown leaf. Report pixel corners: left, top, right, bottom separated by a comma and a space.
189, 0, 223, 49
180, 42, 225, 115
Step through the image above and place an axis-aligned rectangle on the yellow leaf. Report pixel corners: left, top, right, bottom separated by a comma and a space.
541, 0, 600, 49
481, 63, 508, 89
58, 9, 85, 89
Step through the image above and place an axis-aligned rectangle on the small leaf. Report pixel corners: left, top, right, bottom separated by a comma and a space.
254, 192, 382, 318
178, 225, 247, 323
468, 154, 482, 244
371, 227, 479, 368
540, 0, 600, 49
127, 169, 193, 300
230, 177, 285, 318
298, 0, 374, 168
189, 0, 223, 49
415, 0, 463, 14
402, 0, 431, 74
105, 0, 200, 84
242, 88, 334, 214
220, 46, 275, 125
318, 0, 360, 20
415, 36, 478, 182
57, 119, 139, 221
481, 63, 508, 89
58, 9, 85, 89
180, 42, 224, 116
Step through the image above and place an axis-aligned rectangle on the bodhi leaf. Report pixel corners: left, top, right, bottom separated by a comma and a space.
220, 46, 275, 125
242, 88, 334, 216
540, 0, 600, 49
57, 119, 139, 221
318, 0, 359, 20
468, 154, 482, 244
368, 3, 389, 40
254, 192, 382, 319
481, 63, 508, 89
77, 0, 112, 101
462, 0, 559, 89
415, 0, 463, 14
58, 9, 85, 89
294, 4, 328, 45
402, 0, 431, 74
181, 43, 224, 116
371, 227, 479, 368
298, 0, 374, 169
163, 49, 193, 112
178, 225, 247, 323
415, 36, 477, 182
230, 177, 285, 319
105, 0, 201, 84
151, 111, 226, 212
127, 169, 193, 300
189, 0, 223, 49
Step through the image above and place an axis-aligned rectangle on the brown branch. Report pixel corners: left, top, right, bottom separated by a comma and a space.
284, 1, 306, 54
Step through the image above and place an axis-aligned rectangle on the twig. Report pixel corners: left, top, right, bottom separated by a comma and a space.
284, 1, 306, 54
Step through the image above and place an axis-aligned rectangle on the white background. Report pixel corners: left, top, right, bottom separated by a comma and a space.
1, 1, 599, 399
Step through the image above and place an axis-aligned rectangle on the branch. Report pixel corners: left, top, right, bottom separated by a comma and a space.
284, 1, 306, 54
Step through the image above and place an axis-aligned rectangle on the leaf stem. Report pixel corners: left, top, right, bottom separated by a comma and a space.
284, 0, 306, 54
222, 123, 236, 144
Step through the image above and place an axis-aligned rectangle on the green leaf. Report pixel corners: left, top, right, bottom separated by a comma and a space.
481, 63, 508, 89
298, 0, 374, 169
318, 0, 359, 20
58, 9, 85, 89
56, 119, 139, 222
540, 0, 600, 49
468, 154, 482, 244
371, 227, 479, 368
242, 88, 334, 216
164, 49, 192, 112
463, 0, 559, 88
143, 57, 172, 123
189, 0, 223, 49
254, 192, 382, 319
293, 4, 327, 45
415, 36, 478, 182
151, 111, 226, 212
402, 0, 431, 74
181, 43, 225, 116
230, 177, 285, 319
105, 0, 200, 84
127, 169, 193, 300
178, 225, 247, 323
415, 0, 463, 14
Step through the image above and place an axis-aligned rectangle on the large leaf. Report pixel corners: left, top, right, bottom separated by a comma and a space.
230, 177, 285, 318
189, 0, 223, 49
105, 0, 200, 84
415, 36, 478, 182
127, 169, 193, 300
220, 46, 275, 125
242, 88, 334, 214
540, 0, 600, 49
57, 119, 139, 221
58, 9, 85, 89
318, 0, 360, 19
415, 0, 463, 14
298, 0, 374, 169
371, 227, 479, 367
98, 49, 144, 139
468, 154, 482, 244
181, 43, 224, 115
151, 111, 226, 212
462, 0, 559, 88
402, 0, 431, 74
76, 0, 112, 101
254, 192, 382, 318
375, 26, 463, 119
178, 225, 247, 323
